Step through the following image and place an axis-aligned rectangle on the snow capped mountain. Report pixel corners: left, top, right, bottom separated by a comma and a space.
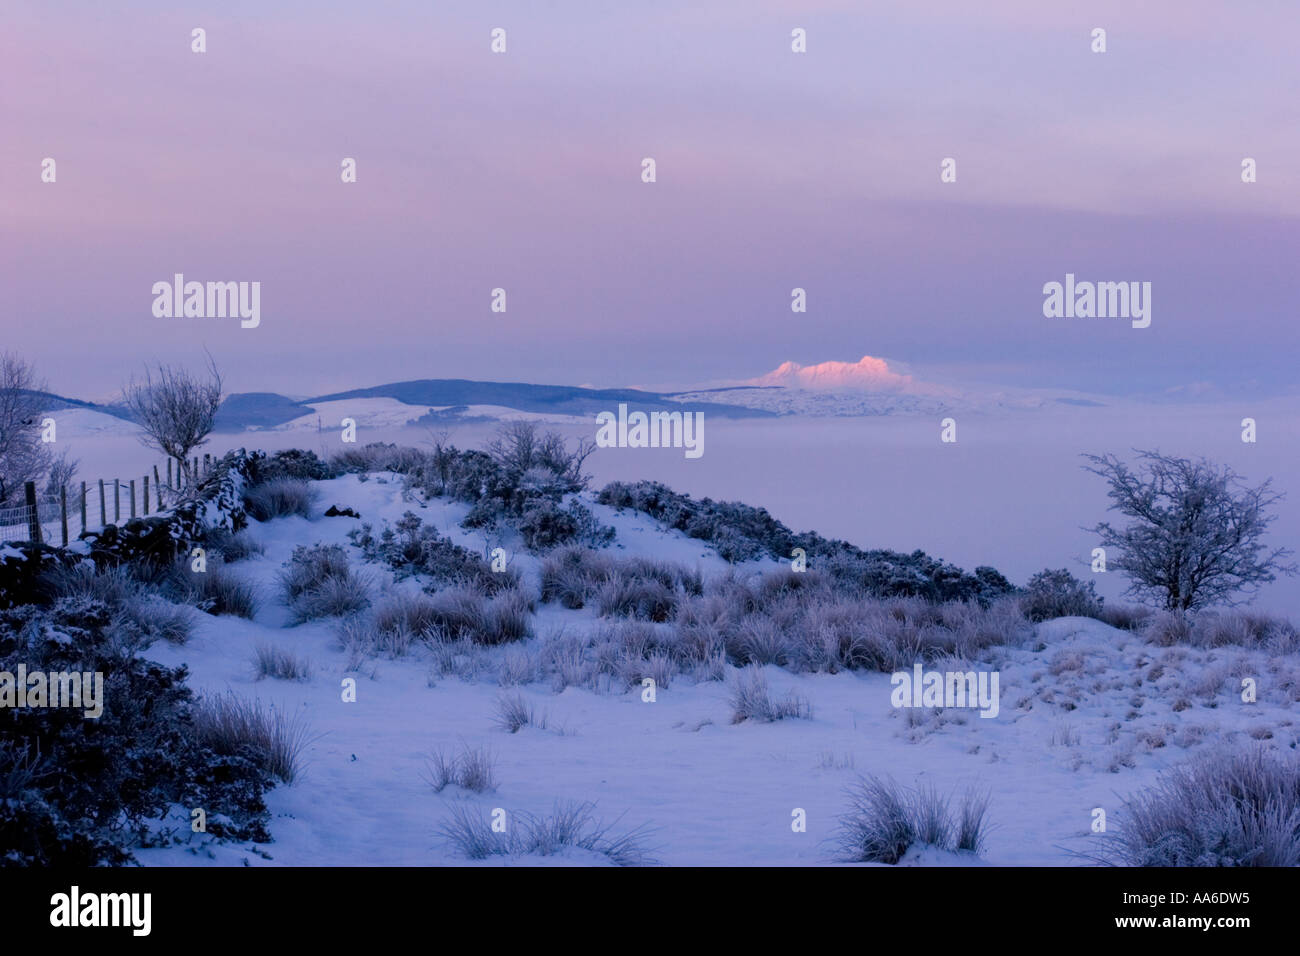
663, 355, 1115, 417
747, 355, 920, 392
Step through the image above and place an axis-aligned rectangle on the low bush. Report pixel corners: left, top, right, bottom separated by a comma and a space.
243, 478, 319, 522
192, 692, 314, 785
280, 544, 370, 623
1142, 609, 1300, 653
728, 666, 812, 723
438, 801, 656, 866
169, 558, 260, 619
598, 480, 1015, 605
1020, 568, 1103, 622
349, 511, 518, 594
203, 527, 265, 562
424, 745, 497, 793
1092, 748, 1300, 866
834, 775, 991, 863
0, 598, 273, 865
252, 642, 311, 681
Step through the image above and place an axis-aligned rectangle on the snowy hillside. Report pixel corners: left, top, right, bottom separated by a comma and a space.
124, 470, 1298, 867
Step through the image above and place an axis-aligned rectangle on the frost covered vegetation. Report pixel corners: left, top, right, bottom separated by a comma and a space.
0, 596, 273, 864
437, 800, 657, 866
1091, 748, 1300, 867
834, 775, 991, 864
598, 480, 1016, 603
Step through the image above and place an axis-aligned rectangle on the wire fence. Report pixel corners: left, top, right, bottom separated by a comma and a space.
0, 454, 218, 547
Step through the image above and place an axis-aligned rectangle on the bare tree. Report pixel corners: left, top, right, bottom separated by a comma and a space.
486, 420, 594, 491
420, 426, 460, 495
1084, 450, 1297, 611
42, 448, 79, 506
0, 351, 51, 504
122, 358, 223, 485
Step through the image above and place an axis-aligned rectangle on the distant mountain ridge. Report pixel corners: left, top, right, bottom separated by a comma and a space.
305, 379, 775, 420
34, 378, 777, 433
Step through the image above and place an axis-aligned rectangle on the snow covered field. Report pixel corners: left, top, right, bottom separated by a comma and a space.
129, 471, 1299, 867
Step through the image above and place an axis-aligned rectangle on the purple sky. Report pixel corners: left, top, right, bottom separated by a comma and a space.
3, 0, 1298, 399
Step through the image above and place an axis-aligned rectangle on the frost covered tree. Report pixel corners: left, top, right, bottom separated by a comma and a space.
0, 351, 51, 504
1083, 450, 1296, 611
486, 420, 594, 492
121, 358, 223, 485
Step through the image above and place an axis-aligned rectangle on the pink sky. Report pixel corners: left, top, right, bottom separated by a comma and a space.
2, 0, 1297, 398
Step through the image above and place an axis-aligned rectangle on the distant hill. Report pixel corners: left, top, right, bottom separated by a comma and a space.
212, 392, 312, 432
305, 380, 775, 419
18, 389, 135, 421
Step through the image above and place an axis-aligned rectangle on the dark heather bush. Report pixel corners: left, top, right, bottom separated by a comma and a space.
349, 511, 518, 594
202, 526, 265, 562
1020, 567, 1103, 622
40, 562, 196, 647
0, 597, 272, 865
330, 442, 427, 476
244, 448, 336, 484
540, 547, 701, 620
167, 557, 259, 619
672, 571, 1029, 674
243, 478, 318, 521
280, 544, 370, 622
324, 434, 609, 551
834, 775, 991, 864
597, 480, 1014, 605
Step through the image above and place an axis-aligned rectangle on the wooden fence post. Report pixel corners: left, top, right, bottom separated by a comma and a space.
166, 458, 173, 492
129, 479, 136, 519
143, 475, 150, 515
153, 465, 163, 507
24, 481, 41, 545
60, 486, 68, 547
80, 482, 87, 534
114, 479, 120, 522
99, 479, 106, 528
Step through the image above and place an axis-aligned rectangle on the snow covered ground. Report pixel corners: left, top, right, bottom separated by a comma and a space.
132, 472, 1300, 867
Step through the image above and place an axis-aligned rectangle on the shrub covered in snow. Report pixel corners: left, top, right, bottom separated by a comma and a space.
244, 448, 336, 484
192, 691, 313, 785
1020, 567, 1103, 622
834, 774, 991, 864
349, 511, 518, 594
329, 430, 612, 552
598, 479, 1015, 605
0, 597, 273, 865
1141, 608, 1300, 653
243, 477, 318, 522
437, 800, 656, 865
728, 666, 812, 723
280, 543, 371, 623
1095, 747, 1300, 866
166, 556, 260, 619
424, 744, 497, 793
40, 562, 196, 648
540, 547, 701, 621
676, 572, 1030, 674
